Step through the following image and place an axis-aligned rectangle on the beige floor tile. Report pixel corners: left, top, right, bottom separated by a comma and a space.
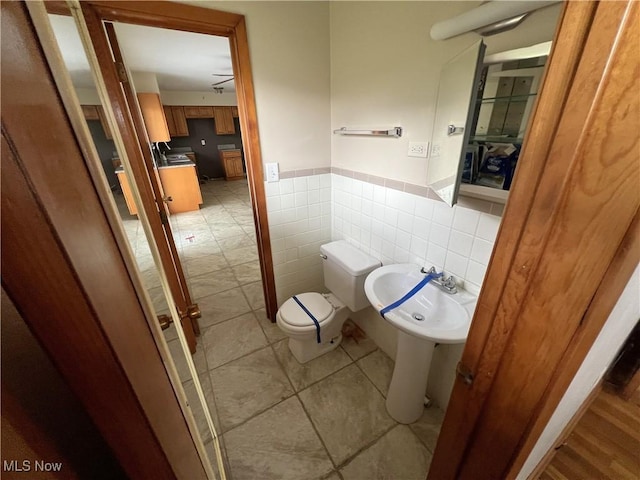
182, 242, 222, 259
189, 268, 239, 300
273, 339, 352, 392
147, 285, 169, 315
185, 253, 229, 278
254, 308, 287, 344
408, 406, 445, 454
197, 288, 252, 329
182, 372, 221, 443
340, 425, 432, 480
217, 234, 255, 251
240, 281, 265, 310
231, 262, 262, 285
210, 347, 294, 432
340, 331, 378, 361
202, 312, 268, 369
298, 364, 396, 465
224, 246, 259, 266
213, 225, 247, 239
357, 350, 394, 397
224, 397, 333, 480
167, 336, 207, 383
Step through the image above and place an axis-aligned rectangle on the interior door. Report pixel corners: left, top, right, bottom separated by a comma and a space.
79, 5, 201, 353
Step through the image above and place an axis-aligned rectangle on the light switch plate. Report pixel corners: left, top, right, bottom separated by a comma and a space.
266, 162, 279, 182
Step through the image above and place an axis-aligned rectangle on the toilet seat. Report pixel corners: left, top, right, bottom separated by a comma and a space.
278, 292, 334, 329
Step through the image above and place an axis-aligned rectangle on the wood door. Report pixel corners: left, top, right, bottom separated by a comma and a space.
429, 1, 639, 478
79, 10, 201, 352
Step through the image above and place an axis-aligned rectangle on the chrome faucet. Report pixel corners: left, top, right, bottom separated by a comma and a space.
421, 266, 458, 294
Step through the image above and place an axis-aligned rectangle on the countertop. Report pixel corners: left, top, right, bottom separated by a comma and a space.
115, 160, 195, 174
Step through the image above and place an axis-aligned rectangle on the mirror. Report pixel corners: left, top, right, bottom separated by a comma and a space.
429, 41, 551, 206
428, 40, 485, 206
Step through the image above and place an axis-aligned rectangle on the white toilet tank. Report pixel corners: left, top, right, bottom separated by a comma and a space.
320, 241, 381, 311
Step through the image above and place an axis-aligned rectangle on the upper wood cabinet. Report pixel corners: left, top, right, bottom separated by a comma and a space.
184, 106, 214, 118
81, 104, 112, 140
163, 106, 189, 137
137, 93, 170, 142
214, 106, 236, 135
232, 106, 239, 118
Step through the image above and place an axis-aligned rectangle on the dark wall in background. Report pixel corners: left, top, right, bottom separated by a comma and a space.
87, 120, 118, 189
166, 118, 243, 179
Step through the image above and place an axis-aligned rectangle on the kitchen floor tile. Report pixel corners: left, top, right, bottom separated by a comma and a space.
224, 397, 333, 480
202, 312, 268, 369
185, 253, 229, 278
224, 245, 260, 266
231, 262, 262, 285
210, 346, 294, 432
340, 425, 431, 480
298, 364, 395, 465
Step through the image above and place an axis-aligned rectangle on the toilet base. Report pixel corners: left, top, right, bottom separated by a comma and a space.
289, 333, 343, 364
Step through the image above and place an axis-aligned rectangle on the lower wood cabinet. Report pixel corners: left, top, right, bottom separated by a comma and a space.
221, 150, 244, 180
157, 165, 202, 213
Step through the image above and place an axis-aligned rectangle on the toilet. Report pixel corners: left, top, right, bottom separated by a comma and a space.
276, 240, 381, 364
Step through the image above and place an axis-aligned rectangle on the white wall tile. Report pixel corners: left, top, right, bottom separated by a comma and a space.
295, 192, 308, 206
445, 251, 469, 279
415, 196, 434, 220
465, 260, 487, 287
281, 193, 295, 210
453, 207, 480, 235
384, 207, 399, 227
307, 175, 320, 190
412, 217, 431, 241
280, 178, 294, 194
265, 182, 280, 197
476, 213, 501, 242
429, 223, 451, 248
396, 230, 411, 250
362, 182, 374, 200
470, 238, 494, 265
294, 177, 308, 192
410, 235, 428, 258
448, 230, 473, 257
319, 174, 331, 189
426, 243, 446, 270
267, 196, 281, 212
397, 211, 414, 233
432, 202, 455, 227
373, 185, 386, 204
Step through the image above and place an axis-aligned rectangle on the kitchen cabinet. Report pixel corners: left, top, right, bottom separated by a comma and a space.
221, 150, 244, 180
163, 106, 189, 137
184, 106, 214, 118
116, 171, 138, 215
81, 104, 112, 139
157, 165, 202, 213
214, 106, 235, 135
232, 106, 239, 118
137, 93, 170, 142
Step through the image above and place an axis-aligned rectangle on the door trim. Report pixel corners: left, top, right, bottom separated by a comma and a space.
47, 0, 279, 321
429, 1, 639, 478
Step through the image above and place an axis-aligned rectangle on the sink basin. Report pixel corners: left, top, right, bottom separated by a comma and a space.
364, 263, 476, 343
364, 263, 477, 424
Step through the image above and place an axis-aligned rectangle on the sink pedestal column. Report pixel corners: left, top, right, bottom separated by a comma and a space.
386, 330, 435, 424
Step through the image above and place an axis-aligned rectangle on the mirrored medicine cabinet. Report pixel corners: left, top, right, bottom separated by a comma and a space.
429, 41, 552, 207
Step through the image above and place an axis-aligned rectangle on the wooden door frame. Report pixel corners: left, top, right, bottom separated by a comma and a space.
429, 1, 639, 478
1, 2, 207, 477
46, 0, 279, 322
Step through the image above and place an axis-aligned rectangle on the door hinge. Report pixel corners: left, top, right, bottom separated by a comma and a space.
456, 361, 475, 386
115, 61, 128, 83
159, 209, 169, 225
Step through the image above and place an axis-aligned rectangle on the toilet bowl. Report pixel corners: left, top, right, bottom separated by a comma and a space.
276, 241, 381, 364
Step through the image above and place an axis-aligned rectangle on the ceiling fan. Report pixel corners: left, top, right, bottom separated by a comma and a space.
211, 73, 234, 87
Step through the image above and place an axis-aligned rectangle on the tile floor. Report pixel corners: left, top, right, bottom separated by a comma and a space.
116, 179, 445, 480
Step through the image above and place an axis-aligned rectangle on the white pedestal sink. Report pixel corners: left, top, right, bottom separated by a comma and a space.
364, 264, 477, 424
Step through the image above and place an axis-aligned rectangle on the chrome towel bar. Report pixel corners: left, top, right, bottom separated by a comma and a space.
333, 126, 402, 138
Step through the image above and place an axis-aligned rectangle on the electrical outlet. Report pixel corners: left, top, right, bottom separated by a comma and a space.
431, 142, 442, 157
408, 141, 429, 158
266, 162, 279, 183
201, 139, 206, 146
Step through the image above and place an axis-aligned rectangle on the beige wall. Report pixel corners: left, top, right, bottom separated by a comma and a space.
329, 1, 561, 185
189, 1, 332, 172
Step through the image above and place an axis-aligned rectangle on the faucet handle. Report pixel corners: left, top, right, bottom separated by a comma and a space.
421, 266, 438, 275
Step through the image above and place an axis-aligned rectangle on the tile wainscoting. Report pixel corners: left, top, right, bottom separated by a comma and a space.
264, 172, 332, 305
265, 167, 504, 409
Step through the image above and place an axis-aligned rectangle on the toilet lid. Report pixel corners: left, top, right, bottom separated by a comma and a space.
280, 293, 333, 327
